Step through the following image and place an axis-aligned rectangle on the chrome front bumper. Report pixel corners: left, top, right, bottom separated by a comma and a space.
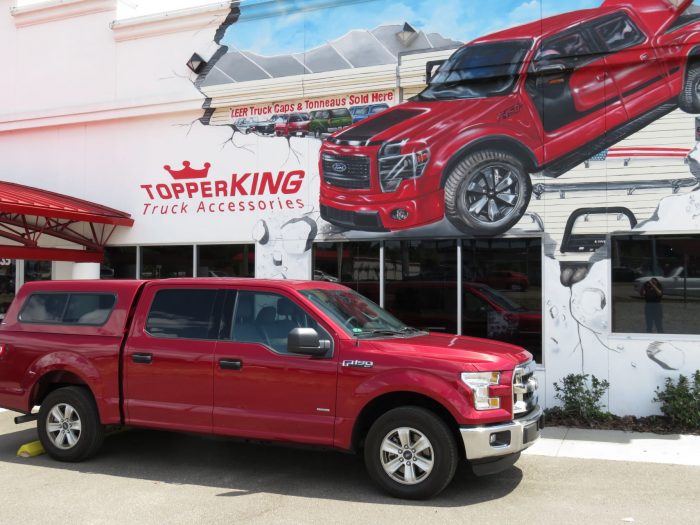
460, 405, 544, 460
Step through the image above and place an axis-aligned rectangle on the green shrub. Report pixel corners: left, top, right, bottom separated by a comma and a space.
552, 373, 610, 422
653, 371, 700, 430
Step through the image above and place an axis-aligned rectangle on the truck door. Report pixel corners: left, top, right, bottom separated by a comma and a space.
592, 13, 672, 120
213, 289, 338, 445
525, 26, 624, 163
123, 286, 222, 432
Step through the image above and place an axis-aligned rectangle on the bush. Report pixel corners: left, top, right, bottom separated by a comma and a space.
551, 373, 610, 422
654, 371, 700, 430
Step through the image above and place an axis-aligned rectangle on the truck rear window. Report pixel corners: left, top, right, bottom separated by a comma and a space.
19, 293, 117, 325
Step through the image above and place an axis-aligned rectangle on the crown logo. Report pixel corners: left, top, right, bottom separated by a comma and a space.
163, 161, 211, 180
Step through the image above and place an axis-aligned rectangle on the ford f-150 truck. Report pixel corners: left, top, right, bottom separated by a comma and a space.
0, 278, 542, 499
319, 0, 700, 236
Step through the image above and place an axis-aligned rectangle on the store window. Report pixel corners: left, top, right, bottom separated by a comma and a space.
385, 240, 458, 334
462, 238, 542, 362
25, 260, 52, 282
612, 235, 700, 335
197, 245, 255, 278
101, 247, 137, 279
141, 246, 193, 279
312, 242, 380, 303
0, 259, 16, 320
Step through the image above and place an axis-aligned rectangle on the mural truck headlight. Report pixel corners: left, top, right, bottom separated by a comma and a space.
378, 141, 430, 192
461, 371, 501, 410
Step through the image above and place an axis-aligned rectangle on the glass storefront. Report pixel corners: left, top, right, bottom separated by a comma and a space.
312, 238, 543, 362
312, 242, 380, 303
197, 245, 255, 278
141, 246, 193, 279
102, 247, 138, 279
0, 258, 16, 320
385, 240, 458, 334
612, 235, 700, 335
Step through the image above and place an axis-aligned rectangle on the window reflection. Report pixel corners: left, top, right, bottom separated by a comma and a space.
612, 235, 700, 335
312, 242, 380, 303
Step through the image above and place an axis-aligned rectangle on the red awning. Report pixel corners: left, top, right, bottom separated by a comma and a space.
0, 181, 134, 263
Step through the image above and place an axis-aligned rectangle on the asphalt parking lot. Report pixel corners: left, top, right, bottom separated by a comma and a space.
1, 411, 698, 525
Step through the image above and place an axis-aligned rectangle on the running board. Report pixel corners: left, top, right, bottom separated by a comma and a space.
542, 101, 679, 178
533, 176, 700, 199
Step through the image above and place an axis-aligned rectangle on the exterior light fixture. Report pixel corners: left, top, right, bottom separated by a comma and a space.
186, 53, 206, 74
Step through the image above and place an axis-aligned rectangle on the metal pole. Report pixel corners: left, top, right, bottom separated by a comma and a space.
457, 242, 462, 335
379, 243, 385, 308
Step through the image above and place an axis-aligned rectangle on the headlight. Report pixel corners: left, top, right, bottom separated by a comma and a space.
378, 140, 430, 192
461, 372, 501, 410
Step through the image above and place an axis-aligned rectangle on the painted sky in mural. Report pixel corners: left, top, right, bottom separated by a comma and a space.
222, 0, 600, 56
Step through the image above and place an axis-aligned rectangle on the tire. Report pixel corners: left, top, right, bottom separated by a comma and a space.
364, 406, 458, 500
37, 386, 104, 462
679, 62, 700, 113
444, 150, 532, 236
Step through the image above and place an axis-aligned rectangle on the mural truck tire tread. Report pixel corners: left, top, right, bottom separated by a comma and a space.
37, 386, 104, 463
444, 150, 532, 236
679, 63, 700, 114
364, 406, 458, 500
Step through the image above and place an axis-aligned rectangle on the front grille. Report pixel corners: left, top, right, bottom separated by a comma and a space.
513, 360, 538, 417
322, 154, 371, 189
320, 205, 387, 232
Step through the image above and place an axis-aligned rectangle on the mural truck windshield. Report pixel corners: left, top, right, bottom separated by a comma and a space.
419, 41, 532, 100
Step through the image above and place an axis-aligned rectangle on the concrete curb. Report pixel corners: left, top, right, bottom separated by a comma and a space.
523, 426, 700, 466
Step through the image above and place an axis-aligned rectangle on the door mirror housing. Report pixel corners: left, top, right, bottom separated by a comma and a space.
288, 327, 330, 357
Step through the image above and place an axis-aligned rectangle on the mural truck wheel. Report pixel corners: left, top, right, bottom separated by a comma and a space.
444, 150, 532, 236
679, 63, 700, 113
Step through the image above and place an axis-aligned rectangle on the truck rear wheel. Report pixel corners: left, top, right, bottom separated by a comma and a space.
364, 406, 458, 499
679, 62, 700, 113
444, 150, 531, 236
37, 386, 104, 462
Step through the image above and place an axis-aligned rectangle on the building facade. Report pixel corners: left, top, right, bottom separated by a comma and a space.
2, 0, 700, 415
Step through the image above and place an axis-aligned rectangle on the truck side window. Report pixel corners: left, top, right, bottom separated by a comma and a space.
592, 15, 644, 52
230, 291, 330, 354
19, 293, 116, 325
145, 289, 219, 340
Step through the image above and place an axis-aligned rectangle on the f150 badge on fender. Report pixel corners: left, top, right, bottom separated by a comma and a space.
342, 360, 374, 368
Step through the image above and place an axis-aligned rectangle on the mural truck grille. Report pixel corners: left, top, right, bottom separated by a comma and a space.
321, 154, 371, 189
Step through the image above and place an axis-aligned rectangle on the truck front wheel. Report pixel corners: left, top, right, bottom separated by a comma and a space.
444, 150, 532, 236
364, 406, 458, 499
679, 62, 700, 113
37, 386, 104, 462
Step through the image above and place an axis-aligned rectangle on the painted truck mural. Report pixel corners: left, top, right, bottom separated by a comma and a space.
155, 0, 700, 413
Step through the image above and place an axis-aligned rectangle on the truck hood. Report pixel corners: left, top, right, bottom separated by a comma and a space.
365, 332, 532, 371
332, 98, 505, 146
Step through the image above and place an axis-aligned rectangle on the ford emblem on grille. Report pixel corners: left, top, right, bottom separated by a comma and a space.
332, 162, 348, 173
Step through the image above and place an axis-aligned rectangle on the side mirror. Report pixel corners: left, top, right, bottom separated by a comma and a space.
288, 327, 330, 357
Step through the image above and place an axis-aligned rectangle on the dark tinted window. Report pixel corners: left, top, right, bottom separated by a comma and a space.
592, 15, 644, 52
146, 289, 219, 339
420, 40, 532, 100
197, 244, 254, 277
331, 108, 351, 117
19, 293, 116, 325
534, 30, 595, 69
612, 235, 700, 335
230, 291, 327, 354
101, 247, 137, 279
667, 3, 700, 33
141, 246, 193, 278
290, 115, 301, 122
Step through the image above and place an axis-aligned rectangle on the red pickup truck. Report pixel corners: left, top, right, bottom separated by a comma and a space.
320, 0, 700, 236
0, 278, 541, 499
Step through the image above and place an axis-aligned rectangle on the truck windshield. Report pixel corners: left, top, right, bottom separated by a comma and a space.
417, 40, 532, 101
299, 288, 424, 338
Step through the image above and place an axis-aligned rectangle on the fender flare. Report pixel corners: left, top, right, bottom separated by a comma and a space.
24, 352, 103, 413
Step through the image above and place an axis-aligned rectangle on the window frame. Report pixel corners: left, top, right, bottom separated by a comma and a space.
144, 287, 223, 341
607, 232, 700, 340
221, 288, 336, 358
18, 292, 117, 326
589, 13, 646, 53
